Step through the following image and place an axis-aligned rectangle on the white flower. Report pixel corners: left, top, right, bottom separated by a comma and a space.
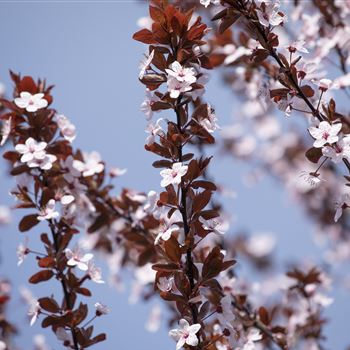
217, 295, 235, 326
141, 89, 160, 121
313, 78, 337, 91
14, 92, 48, 112
166, 61, 197, 99
15, 137, 47, 163
27, 154, 57, 170
287, 40, 309, 54
145, 304, 162, 333
199, 216, 227, 235
199, 105, 219, 133
87, 261, 105, 283
65, 247, 93, 271
154, 216, 180, 244
309, 121, 342, 148
0, 341, 6, 350
169, 319, 201, 350
73, 151, 104, 177
139, 50, 155, 79
17, 236, 29, 266
109, 167, 127, 177
160, 162, 188, 187
28, 300, 41, 326
37, 199, 59, 221
246, 233, 276, 257
55, 327, 73, 347
167, 77, 194, 99
166, 61, 196, 84
223, 44, 251, 65
242, 328, 262, 350
157, 276, 174, 292
322, 136, 350, 163
143, 190, 159, 214
257, 3, 286, 27
57, 115, 76, 143
334, 193, 350, 222
0, 118, 11, 146
60, 155, 81, 183
95, 302, 110, 315
0, 206, 11, 225
145, 118, 164, 145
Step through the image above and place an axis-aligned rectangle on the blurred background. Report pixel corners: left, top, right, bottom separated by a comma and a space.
0, 1, 348, 349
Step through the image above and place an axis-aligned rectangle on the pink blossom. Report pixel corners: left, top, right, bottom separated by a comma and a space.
56, 114, 76, 143
87, 261, 105, 283
334, 193, 350, 222
95, 302, 110, 315
169, 319, 201, 350
139, 50, 155, 79
17, 236, 29, 266
308, 121, 342, 148
322, 136, 350, 163
15, 137, 47, 163
145, 118, 164, 145
167, 77, 194, 99
257, 3, 286, 27
0, 206, 11, 225
0, 118, 11, 146
166, 61, 196, 84
160, 162, 188, 187
28, 300, 41, 326
73, 151, 104, 177
14, 92, 48, 112
65, 247, 93, 271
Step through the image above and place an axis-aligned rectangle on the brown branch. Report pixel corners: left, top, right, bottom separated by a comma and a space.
175, 97, 201, 346
48, 220, 80, 350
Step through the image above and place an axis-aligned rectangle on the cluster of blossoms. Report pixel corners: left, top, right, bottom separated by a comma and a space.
0, 74, 110, 349
0, 1, 346, 350
195, 0, 350, 261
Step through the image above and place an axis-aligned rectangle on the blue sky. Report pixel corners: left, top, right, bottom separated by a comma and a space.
0, 2, 348, 349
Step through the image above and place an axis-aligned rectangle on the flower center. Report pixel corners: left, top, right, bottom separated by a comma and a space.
323, 132, 329, 140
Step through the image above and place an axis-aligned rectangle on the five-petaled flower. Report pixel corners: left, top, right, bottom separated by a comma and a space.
160, 162, 188, 187
308, 121, 342, 148
256, 3, 286, 27
322, 136, 350, 163
14, 92, 48, 112
145, 118, 164, 145
169, 319, 201, 350
166, 61, 196, 84
87, 261, 105, 283
73, 151, 104, 177
154, 214, 180, 244
199, 216, 227, 235
166, 61, 196, 99
15, 137, 47, 163
65, 247, 94, 271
